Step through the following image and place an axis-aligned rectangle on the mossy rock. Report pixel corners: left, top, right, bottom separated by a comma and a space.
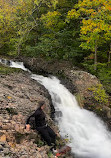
14, 132, 25, 144
34, 134, 45, 147
0, 64, 22, 75
5, 108, 18, 115
75, 93, 84, 107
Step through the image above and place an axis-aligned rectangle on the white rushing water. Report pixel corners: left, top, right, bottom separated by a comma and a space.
31, 74, 111, 158
1, 59, 111, 158
10, 61, 29, 71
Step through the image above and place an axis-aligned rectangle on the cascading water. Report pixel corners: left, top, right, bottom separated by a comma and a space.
10, 61, 29, 71
0, 58, 29, 72
1, 59, 111, 158
31, 74, 111, 158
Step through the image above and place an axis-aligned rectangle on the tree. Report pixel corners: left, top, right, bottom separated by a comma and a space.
0, 0, 16, 53
35, 0, 83, 60
0, 0, 58, 56
67, 0, 111, 70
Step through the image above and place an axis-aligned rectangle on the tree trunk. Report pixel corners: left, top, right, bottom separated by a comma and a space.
17, 44, 21, 56
108, 43, 111, 67
94, 42, 97, 71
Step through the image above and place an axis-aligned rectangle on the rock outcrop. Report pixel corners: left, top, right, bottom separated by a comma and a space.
0, 72, 58, 158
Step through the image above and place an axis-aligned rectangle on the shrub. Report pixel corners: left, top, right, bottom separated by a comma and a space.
88, 84, 108, 105
6, 108, 18, 115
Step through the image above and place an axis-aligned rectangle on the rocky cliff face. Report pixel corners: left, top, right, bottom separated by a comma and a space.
0, 72, 60, 158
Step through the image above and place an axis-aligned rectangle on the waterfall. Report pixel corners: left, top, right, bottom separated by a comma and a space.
31, 74, 111, 158
1, 59, 111, 158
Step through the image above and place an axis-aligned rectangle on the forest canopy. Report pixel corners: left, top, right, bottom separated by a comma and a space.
0, 0, 110, 61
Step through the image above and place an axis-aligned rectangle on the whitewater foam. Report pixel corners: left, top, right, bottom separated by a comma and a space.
31, 74, 111, 158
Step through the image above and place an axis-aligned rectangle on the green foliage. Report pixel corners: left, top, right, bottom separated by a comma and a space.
96, 64, 111, 94
6, 108, 18, 115
82, 61, 111, 94
75, 93, 84, 107
47, 151, 54, 158
0, 0, 86, 62
81, 61, 96, 75
14, 132, 25, 144
0, 0, 110, 62
34, 137, 44, 147
0, 64, 22, 74
41, 11, 64, 31
88, 84, 108, 105
67, 0, 111, 70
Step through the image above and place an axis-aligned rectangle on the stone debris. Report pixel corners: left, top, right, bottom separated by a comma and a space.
0, 72, 57, 158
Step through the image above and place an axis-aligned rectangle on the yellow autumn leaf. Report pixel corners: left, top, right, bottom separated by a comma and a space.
7, 96, 12, 99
